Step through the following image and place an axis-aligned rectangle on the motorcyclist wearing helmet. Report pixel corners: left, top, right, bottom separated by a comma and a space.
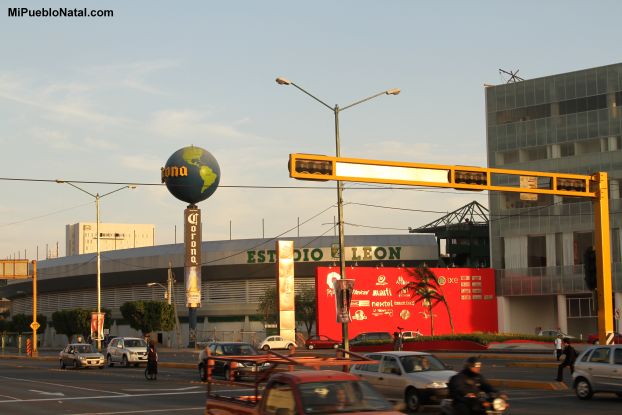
448, 357, 498, 415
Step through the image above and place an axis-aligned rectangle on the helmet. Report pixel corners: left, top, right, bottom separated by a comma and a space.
464, 356, 482, 369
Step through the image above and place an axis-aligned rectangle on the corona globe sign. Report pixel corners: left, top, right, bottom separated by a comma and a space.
161, 146, 220, 347
161, 146, 221, 204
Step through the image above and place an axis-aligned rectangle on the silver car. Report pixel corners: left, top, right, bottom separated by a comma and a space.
59, 343, 105, 369
105, 337, 148, 367
350, 351, 457, 412
573, 344, 622, 399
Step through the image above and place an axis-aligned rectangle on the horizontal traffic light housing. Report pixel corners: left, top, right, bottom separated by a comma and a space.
453, 170, 488, 186
288, 156, 334, 181
557, 178, 587, 192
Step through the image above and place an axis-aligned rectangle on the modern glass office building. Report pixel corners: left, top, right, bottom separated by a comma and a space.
486, 63, 622, 337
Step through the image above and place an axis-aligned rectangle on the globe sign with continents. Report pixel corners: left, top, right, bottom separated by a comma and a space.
161, 146, 220, 204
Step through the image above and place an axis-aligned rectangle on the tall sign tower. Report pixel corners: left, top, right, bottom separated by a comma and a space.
161, 146, 220, 347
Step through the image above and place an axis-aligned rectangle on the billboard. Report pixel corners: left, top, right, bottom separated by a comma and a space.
316, 267, 497, 339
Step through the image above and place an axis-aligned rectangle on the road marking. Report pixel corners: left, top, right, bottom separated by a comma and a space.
0, 375, 127, 395
122, 386, 200, 392
0, 389, 205, 404
0, 394, 19, 400
28, 389, 65, 396
70, 407, 205, 415
509, 393, 575, 400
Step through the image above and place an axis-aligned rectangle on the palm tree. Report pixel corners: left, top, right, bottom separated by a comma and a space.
398, 266, 454, 336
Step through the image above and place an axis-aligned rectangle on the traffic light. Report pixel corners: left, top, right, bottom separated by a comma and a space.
557, 178, 587, 192
583, 247, 597, 291
289, 157, 333, 181
452, 170, 487, 186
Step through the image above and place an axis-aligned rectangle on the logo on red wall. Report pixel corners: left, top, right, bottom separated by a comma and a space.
316, 267, 498, 340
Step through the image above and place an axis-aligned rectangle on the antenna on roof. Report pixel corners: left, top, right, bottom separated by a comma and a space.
499, 68, 524, 83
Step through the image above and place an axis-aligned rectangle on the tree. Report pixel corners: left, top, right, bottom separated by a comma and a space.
120, 301, 175, 335
257, 287, 278, 325
257, 285, 318, 336
51, 308, 111, 340
295, 286, 316, 337
11, 313, 47, 333
399, 266, 454, 336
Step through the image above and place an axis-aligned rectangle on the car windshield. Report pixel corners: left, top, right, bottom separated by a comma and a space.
124, 339, 147, 348
299, 380, 392, 414
400, 355, 447, 372
75, 345, 94, 354
222, 344, 257, 355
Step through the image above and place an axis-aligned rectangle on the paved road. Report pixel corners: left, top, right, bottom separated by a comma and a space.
2, 349, 620, 415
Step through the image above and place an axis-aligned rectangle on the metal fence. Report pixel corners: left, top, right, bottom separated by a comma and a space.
496, 262, 622, 296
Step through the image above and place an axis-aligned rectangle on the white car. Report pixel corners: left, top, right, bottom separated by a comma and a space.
401, 330, 422, 340
350, 351, 457, 412
105, 337, 148, 367
258, 335, 295, 351
59, 343, 105, 369
573, 344, 622, 399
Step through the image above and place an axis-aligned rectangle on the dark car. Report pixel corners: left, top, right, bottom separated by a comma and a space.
305, 335, 341, 350
197, 341, 270, 381
349, 332, 393, 346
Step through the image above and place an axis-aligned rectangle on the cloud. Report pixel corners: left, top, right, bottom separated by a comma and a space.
149, 109, 250, 140
84, 136, 118, 150
120, 154, 164, 173
83, 60, 180, 96
30, 127, 73, 150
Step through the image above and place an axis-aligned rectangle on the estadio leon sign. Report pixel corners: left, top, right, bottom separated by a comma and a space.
316, 267, 498, 339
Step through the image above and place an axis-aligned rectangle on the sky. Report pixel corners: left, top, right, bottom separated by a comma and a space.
1, 0, 621, 260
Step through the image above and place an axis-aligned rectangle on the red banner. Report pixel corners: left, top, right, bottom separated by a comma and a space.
316, 267, 497, 339
90, 312, 105, 341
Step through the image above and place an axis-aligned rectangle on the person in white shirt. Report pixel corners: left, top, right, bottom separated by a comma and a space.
554, 335, 563, 361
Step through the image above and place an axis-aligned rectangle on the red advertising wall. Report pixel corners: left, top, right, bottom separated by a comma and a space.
316, 267, 497, 339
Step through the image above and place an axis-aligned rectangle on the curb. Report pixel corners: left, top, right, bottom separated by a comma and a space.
506, 362, 559, 368
490, 378, 569, 391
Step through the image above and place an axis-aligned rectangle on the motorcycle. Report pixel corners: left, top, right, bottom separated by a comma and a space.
440, 391, 509, 415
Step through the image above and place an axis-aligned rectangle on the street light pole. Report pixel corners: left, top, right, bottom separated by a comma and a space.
275, 77, 400, 351
147, 282, 171, 305
56, 180, 135, 351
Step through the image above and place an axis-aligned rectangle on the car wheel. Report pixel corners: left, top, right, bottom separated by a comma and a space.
308, 344, 314, 350
98, 365, 104, 370
107, 354, 114, 367
262, 345, 270, 351
199, 364, 207, 381
405, 387, 421, 412
122, 355, 130, 368
224, 366, 231, 381
575, 378, 593, 400
60, 359, 66, 369
73, 360, 80, 369
134, 363, 139, 368
616, 392, 622, 398
287, 343, 294, 351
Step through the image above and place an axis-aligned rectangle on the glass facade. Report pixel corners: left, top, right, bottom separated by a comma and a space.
486, 63, 622, 297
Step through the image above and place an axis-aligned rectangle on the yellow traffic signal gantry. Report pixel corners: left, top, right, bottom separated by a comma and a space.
288, 153, 614, 345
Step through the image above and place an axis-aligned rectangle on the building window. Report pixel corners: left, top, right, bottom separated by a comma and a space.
567, 296, 597, 318
573, 232, 594, 265
527, 235, 546, 267
560, 143, 575, 157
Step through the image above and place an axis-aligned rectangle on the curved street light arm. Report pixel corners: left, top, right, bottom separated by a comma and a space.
340, 89, 399, 112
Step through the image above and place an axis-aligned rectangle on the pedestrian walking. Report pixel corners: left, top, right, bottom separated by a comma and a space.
554, 335, 563, 361
393, 331, 403, 351
555, 338, 577, 382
